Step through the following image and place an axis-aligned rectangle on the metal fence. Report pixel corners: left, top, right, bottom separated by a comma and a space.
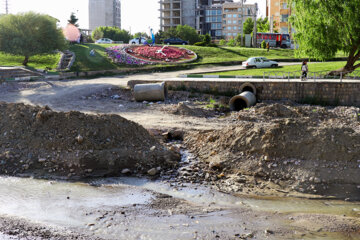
262, 70, 360, 82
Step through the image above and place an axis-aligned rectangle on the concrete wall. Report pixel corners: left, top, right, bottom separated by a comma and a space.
182, 0, 196, 28
89, 0, 121, 31
128, 80, 360, 107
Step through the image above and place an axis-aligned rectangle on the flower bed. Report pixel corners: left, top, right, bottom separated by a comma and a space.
106, 45, 197, 65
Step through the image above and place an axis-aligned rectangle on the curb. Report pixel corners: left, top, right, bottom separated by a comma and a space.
179, 74, 263, 79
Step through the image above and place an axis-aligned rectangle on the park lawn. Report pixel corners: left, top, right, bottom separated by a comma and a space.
0, 52, 61, 71
68, 43, 297, 71
203, 61, 359, 76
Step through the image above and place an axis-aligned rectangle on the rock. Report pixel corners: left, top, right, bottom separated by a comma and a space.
150, 146, 156, 151
75, 134, 84, 144
147, 168, 158, 176
38, 158, 46, 163
121, 168, 131, 174
265, 229, 274, 234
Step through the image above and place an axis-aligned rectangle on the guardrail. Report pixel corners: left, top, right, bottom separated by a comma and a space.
262, 70, 360, 82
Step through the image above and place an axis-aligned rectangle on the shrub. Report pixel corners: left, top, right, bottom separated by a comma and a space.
227, 38, 236, 47
219, 39, 226, 46
261, 40, 267, 49
194, 42, 206, 46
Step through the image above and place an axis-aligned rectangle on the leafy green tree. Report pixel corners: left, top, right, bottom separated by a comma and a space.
155, 30, 165, 44
163, 28, 179, 39
91, 26, 131, 43
257, 17, 270, 33
235, 33, 242, 46
219, 39, 226, 46
0, 12, 66, 66
175, 25, 201, 44
289, 0, 360, 74
243, 18, 254, 34
68, 12, 79, 27
200, 33, 211, 45
133, 32, 149, 39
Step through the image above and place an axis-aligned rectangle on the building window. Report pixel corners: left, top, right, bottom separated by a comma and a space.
238, 20, 242, 24
227, 33, 232, 36
227, 20, 231, 24
217, 16, 222, 22
206, 10, 210, 16
211, 10, 216, 15
233, 20, 236, 24
282, 3, 288, 9
223, 20, 226, 24
233, 14, 237, 18
217, 10, 222, 15
206, 17, 210, 22
281, 14, 289, 22
223, 14, 226, 18
227, 14, 232, 18
281, 27, 289, 34
216, 30, 222, 36
233, 26, 237, 30
227, 26, 231, 30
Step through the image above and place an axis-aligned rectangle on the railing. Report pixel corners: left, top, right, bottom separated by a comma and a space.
262, 70, 360, 82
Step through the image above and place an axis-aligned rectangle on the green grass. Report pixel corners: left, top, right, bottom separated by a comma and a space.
204, 61, 359, 76
0, 52, 61, 71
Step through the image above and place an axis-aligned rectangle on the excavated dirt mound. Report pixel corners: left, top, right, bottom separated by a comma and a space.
0, 102, 180, 179
185, 103, 360, 199
169, 102, 215, 118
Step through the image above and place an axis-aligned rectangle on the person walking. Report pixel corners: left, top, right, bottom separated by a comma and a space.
266, 42, 270, 52
301, 60, 308, 81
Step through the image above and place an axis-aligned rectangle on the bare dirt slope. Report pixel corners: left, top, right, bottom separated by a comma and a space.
0, 102, 179, 178
185, 103, 360, 199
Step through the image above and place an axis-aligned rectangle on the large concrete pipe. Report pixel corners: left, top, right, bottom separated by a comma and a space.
239, 82, 256, 95
134, 82, 167, 102
229, 91, 256, 111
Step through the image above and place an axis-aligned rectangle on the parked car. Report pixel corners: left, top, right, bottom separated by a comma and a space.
242, 57, 278, 69
95, 38, 113, 44
163, 37, 188, 45
129, 37, 148, 44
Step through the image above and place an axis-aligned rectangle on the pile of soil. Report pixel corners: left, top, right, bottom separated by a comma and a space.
0, 102, 180, 179
184, 103, 360, 199
169, 102, 215, 118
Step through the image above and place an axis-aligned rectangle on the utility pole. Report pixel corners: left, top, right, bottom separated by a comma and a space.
241, 0, 245, 46
4, 0, 9, 14
253, 3, 257, 47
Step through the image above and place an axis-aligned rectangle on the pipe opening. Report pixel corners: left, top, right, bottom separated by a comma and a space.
242, 86, 255, 93
232, 98, 248, 111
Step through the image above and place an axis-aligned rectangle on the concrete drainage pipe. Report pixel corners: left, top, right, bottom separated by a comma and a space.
229, 91, 256, 111
134, 82, 167, 102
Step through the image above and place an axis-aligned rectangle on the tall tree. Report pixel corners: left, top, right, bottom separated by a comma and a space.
243, 18, 254, 34
68, 12, 79, 27
133, 32, 149, 39
0, 12, 66, 66
257, 17, 270, 33
289, 0, 360, 74
175, 25, 201, 44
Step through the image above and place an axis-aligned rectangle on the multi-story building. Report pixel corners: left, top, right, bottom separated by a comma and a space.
222, 1, 257, 39
159, 0, 196, 32
89, 0, 121, 31
266, 0, 292, 34
196, 0, 233, 39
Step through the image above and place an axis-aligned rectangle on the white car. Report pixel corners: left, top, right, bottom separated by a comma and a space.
242, 57, 278, 69
129, 37, 148, 44
95, 38, 113, 44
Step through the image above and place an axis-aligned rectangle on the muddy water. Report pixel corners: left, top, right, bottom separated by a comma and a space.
0, 176, 359, 239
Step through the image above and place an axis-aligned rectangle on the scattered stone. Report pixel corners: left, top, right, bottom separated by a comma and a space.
147, 168, 158, 176
121, 168, 131, 174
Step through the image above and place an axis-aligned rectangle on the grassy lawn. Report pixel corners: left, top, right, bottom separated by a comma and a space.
0, 52, 61, 71
202, 61, 357, 76
0, 43, 350, 73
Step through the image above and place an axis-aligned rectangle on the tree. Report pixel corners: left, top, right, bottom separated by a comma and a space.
91, 26, 131, 43
0, 12, 66, 66
257, 17, 270, 33
289, 0, 360, 74
68, 12, 79, 27
175, 25, 201, 44
163, 28, 178, 39
133, 32, 149, 39
243, 18, 254, 34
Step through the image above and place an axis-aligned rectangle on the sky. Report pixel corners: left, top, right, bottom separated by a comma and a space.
1, 0, 266, 33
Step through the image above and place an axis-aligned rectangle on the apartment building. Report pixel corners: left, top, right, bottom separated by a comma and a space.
222, 1, 257, 39
196, 0, 233, 39
159, 0, 196, 32
266, 0, 292, 34
89, 0, 121, 31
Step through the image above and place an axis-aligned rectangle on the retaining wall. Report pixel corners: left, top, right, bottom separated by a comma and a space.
128, 79, 360, 107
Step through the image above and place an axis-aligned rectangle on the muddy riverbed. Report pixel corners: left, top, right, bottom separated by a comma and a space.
0, 77, 359, 239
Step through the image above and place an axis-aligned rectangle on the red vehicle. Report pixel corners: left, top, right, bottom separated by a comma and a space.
256, 33, 291, 48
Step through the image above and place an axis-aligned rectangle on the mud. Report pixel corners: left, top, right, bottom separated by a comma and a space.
0, 102, 179, 179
